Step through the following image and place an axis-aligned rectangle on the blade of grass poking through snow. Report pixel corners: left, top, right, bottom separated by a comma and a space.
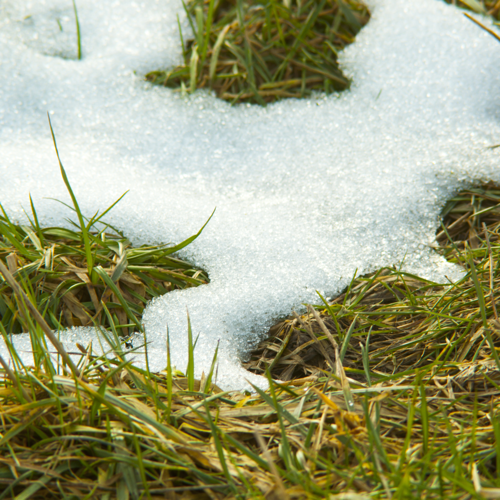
186, 310, 195, 391
177, 14, 187, 64
71, 0, 82, 60
202, 339, 219, 393
29, 194, 44, 247
86, 190, 128, 229
48, 115, 96, 283
164, 207, 215, 255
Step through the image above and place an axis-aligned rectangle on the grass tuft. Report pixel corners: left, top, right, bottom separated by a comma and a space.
0, 135, 210, 337
146, 0, 370, 105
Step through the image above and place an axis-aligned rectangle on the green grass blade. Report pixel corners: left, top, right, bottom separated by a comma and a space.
86, 190, 129, 230
420, 382, 429, 456
72, 0, 82, 60
339, 314, 357, 362
361, 326, 372, 386
201, 0, 216, 63
203, 339, 219, 393
209, 25, 230, 83
48, 115, 95, 283
177, 14, 187, 64
166, 326, 173, 421
187, 310, 195, 391
94, 266, 143, 332
163, 207, 215, 255
29, 195, 45, 247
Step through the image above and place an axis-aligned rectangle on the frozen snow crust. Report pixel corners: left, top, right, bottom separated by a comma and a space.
1, 0, 500, 390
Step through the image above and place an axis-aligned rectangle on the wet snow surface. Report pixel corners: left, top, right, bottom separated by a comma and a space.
0, 0, 499, 390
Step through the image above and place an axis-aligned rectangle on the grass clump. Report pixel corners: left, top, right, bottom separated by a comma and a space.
0, 212, 209, 336
146, 0, 370, 105
2, 183, 500, 498
242, 183, 500, 497
0, 121, 210, 337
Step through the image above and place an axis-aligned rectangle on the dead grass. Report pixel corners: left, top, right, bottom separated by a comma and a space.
446, 0, 500, 21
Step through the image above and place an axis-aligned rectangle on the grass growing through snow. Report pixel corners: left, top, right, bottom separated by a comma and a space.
145, 0, 500, 106
0, 121, 210, 338
245, 183, 500, 497
2, 3, 500, 499
146, 0, 370, 104
2, 184, 500, 499
0, 210, 209, 336
71, 0, 82, 60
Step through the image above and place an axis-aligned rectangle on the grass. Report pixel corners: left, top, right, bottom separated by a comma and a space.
144, 0, 500, 106
2, 3, 500, 498
0, 120, 210, 338
2, 182, 500, 498
446, 0, 500, 20
72, 0, 82, 60
146, 0, 370, 105
244, 182, 500, 497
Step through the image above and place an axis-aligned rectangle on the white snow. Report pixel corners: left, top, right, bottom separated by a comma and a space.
0, 0, 499, 390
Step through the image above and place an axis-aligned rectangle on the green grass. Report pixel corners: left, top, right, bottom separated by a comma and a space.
0, 121, 211, 338
71, 0, 82, 60
146, 0, 370, 105
244, 183, 500, 498
2, 183, 500, 498
145, 0, 500, 106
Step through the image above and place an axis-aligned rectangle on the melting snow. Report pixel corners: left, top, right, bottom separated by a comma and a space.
0, 0, 499, 390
